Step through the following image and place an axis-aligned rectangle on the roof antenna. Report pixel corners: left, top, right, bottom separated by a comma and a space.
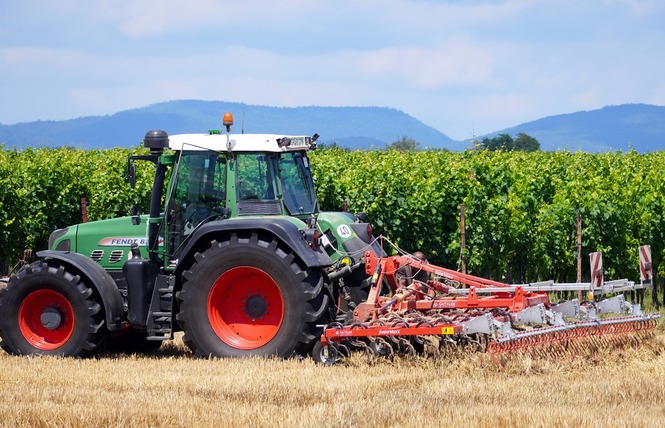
242, 106, 246, 134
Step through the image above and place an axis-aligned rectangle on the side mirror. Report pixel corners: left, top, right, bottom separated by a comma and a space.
130, 205, 141, 225
127, 161, 136, 189
220, 207, 231, 219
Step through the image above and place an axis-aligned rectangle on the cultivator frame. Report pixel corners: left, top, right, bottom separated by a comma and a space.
315, 244, 659, 364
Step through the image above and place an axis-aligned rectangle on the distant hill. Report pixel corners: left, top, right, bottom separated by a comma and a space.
476, 104, 665, 152
1, 101, 664, 152
0, 100, 463, 151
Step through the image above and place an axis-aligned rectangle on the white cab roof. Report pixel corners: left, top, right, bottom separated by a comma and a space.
167, 133, 314, 153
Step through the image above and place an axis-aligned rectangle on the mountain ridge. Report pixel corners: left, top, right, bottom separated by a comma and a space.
1, 100, 663, 152
479, 103, 665, 152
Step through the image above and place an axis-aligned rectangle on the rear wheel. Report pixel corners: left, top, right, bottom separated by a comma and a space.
176, 232, 330, 358
0, 260, 106, 356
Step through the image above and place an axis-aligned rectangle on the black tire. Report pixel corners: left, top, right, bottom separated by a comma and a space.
346, 268, 372, 306
175, 232, 330, 358
105, 327, 162, 354
0, 260, 106, 357
312, 340, 339, 365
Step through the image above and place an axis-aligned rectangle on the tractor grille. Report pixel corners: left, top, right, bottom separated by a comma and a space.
237, 201, 282, 215
109, 250, 125, 264
90, 250, 104, 262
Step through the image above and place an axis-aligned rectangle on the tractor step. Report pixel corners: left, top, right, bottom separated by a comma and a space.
146, 276, 175, 341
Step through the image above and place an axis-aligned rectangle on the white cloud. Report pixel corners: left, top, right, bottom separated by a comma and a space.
618, 0, 665, 15
1, 0, 665, 139
0, 47, 85, 69
353, 38, 502, 89
91, 0, 323, 38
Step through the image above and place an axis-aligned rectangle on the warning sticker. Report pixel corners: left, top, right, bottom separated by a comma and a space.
441, 327, 455, 335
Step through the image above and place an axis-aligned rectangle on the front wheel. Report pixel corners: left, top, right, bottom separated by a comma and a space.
0, 260, 106, 356
176, 232, 330, 358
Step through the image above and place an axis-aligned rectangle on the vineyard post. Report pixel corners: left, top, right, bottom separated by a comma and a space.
576, 213, 582, 301
460, 203, 466, 274
81, 196, 88, 223
653, 267, 660, 310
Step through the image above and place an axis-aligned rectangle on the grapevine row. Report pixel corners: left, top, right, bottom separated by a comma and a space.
0, 146, 663, 286
310, 148, 665, 284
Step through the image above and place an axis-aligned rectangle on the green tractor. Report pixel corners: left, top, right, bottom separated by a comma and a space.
0, 113, 380, 358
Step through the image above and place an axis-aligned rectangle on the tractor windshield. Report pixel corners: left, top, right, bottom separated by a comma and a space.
279, 152, 317, 215
166, 150, 227, 259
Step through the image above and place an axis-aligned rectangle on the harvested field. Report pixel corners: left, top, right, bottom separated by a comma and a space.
1, 326, 665, 428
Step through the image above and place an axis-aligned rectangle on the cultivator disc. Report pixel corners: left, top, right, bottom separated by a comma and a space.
314, 246, 660, 365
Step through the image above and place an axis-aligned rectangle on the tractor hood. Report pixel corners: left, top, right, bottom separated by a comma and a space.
48, 215, 153, 270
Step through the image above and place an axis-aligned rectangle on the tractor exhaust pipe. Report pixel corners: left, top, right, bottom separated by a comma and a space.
143, 130, 169, 263
148, 163, 167, 262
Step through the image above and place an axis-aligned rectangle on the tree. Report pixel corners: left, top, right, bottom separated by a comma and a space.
387, 136, 420, 151
479, 133, 513, 151
513, 133, 540, 151
317, 141, 349, 151
479, 133, 540, 152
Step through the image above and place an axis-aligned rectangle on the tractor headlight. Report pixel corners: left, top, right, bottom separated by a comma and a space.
48, 227, 70, 251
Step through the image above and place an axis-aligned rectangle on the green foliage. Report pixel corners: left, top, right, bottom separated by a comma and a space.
479, 133, 540, 151
514, 133, 540, 152
0, 147, 153, 271
386, 136, 420, 151
1, 146, 663, 287
310, 149, 665, 283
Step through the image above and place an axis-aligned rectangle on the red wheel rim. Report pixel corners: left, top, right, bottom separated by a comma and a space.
208, 266, 284, 350
18, 289, 75, 350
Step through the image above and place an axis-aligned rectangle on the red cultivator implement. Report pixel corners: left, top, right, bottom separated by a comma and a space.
313, 244, 659, 364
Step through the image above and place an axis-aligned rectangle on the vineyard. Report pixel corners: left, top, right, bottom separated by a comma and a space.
1, 146, 664, 294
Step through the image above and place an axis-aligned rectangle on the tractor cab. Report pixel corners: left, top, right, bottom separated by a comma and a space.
133, 113, 321, 267
162, 143, 319, 264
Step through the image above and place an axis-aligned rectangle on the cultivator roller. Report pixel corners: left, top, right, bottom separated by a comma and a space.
314, 245, 659, 364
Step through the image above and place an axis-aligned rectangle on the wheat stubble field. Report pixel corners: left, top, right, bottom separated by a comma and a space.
1, 328, 665, 428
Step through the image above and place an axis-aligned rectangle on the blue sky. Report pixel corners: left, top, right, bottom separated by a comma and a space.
1, 0, 663, 140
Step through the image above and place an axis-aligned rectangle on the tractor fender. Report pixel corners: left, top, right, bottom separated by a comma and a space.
36, 250, 126, 331
177, 217, 333, 271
